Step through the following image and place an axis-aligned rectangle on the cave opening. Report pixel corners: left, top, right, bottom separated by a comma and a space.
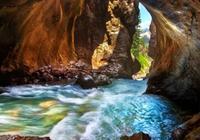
0, 1, 199, 139
131, 3, 152, 79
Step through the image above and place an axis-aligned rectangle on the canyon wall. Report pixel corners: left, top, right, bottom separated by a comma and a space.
0, 0, 84, 72
0, 0, 139, 79
142, 0, 200, 111
1, 0, 199, 111
76, 0, 140, 77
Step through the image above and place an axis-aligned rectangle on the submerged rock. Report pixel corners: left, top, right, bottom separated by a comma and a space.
76, 73, 112, 89
76, 73, 96, 89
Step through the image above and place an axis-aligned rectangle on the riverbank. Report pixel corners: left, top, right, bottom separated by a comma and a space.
0, 60, 115, 88
0, 133, 151, 140
0, 135, 50, 140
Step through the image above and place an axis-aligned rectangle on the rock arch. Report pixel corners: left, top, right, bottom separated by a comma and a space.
140, 0, 200, 111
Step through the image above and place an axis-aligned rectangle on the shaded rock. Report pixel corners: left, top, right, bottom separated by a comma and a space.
185, 127, 200, 140
172, 113, 200, 140
148, 22, 157, 59
74, 59, 90, 69
0, 0, 139, 83
75, 0, 139, 77
142, 0, 200, 112
94, 74, 112, 86
121, 132, 151, 140
76, 72, 112, 89
172, 127, 188, 140
0, 135, 50, 140
76, 73, 96, 89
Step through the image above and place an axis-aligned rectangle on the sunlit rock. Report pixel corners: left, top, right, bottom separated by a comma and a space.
76, 0, 140, 77
0, 0, 84, 72
0, 0, 140, 82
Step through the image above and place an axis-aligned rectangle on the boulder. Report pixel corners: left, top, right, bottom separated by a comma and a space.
94, 74, 112, 86
121, 132, 151, 140
76, 73, 112, 89
76, 73, 96, 89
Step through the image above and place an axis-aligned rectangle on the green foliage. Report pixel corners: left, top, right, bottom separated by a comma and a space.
131, 15, 152, 77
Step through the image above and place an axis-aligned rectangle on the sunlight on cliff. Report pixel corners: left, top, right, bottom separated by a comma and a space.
92, 1, 121, 70
3, 0, 85, 72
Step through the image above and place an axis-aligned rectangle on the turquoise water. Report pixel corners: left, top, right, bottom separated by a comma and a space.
0, 79, 182, 140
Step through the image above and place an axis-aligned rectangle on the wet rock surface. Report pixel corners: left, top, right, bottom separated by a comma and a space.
0, 135, 50, 140
172, 113, 200, 140
121, 132, 151, 140
76, 73, 111, 89
0, 133, 151, 140
0, 60, 113, 88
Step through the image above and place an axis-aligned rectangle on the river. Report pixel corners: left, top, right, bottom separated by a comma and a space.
0, 79, 183, 140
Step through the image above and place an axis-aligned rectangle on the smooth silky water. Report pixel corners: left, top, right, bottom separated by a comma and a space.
0, 79, 183, 140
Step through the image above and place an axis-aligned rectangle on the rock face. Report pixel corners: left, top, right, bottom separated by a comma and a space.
148, 22, 157, 59
75, 0, 109, 64
141, 0, 200, 112
0, 0, 200, 139
0, 0, 140, 83
172, 113, 200, 140
0, 0, 84, 72
75, 0, 140, 77
0, 135, 50, 140
121, 132, 151, 140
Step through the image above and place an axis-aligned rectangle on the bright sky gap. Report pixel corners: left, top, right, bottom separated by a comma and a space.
139, 3, 152, 29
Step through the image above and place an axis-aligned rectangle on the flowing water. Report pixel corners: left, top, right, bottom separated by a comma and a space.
0, 79, 183, 140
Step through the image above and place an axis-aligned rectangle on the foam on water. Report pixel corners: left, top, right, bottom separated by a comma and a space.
0, 79, 183, 140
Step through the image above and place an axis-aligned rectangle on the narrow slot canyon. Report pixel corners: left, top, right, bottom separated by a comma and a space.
0, 0, 199, 140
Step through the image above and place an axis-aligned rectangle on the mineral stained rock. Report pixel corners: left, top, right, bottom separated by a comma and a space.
172, 113, 200, 140
0, 0, 140, 82
142, 0, 200, 112
0, 0, 84, 72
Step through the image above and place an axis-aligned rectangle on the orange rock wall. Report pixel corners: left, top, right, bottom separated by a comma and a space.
0, 0, 84, 72
0, 0, 139, 77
